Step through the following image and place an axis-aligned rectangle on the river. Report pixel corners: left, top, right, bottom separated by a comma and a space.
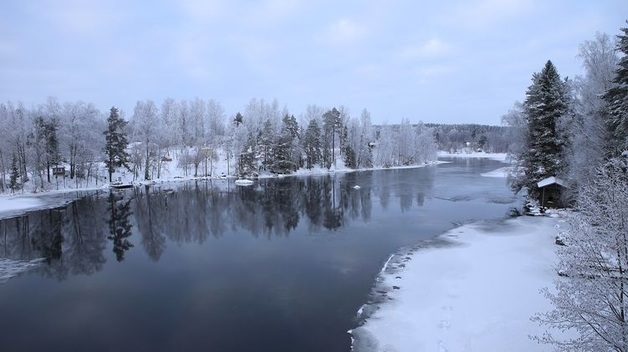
0, 157, 516, 352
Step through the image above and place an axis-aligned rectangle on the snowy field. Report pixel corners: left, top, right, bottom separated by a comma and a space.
350, 215, 563, 352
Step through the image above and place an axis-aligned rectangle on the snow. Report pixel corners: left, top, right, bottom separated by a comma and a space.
0, 257, 45, 284
0, 197, 44, 215
481, 166, 511, 178
537, 176, 567, 188
438, 151, 509, 162
350, 215, 563, 352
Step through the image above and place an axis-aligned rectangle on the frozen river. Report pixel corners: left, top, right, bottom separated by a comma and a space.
0, 157, 516, 352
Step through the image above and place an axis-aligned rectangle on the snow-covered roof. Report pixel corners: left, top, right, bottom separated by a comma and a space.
537, 176, 568, 188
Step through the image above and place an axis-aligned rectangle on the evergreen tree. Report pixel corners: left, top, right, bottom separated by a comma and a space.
270, 133, 293, 174
511, 60, 570, 197
237, 134, 257, 177
343, 144, 357, 169
234, 112, 244, 126
104, 107, 131, 183
9, 153, 20, 193
603, 22, 628, 154
303, 119, 322, 169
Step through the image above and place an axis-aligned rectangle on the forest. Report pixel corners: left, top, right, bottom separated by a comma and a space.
0, 96, 508, 193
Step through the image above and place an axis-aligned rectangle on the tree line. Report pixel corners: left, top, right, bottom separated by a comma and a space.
0, 97, 444, 192
505, 22, 628, 351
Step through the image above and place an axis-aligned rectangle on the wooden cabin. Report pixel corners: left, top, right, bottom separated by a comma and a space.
537, 176, 568, 208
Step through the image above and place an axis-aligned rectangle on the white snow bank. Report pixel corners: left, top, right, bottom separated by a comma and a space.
0, 257, 45, 284
350, 216, 562, 352
438, 151, 508, 162
0, 197, 45, 216
481, 166, 511, 178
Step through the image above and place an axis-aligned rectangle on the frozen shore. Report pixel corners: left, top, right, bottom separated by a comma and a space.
350, 215, 561, 352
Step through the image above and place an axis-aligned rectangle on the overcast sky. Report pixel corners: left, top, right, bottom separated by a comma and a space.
1, 0, 626, 125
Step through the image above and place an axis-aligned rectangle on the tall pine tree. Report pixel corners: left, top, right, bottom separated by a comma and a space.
511, 60, 570, 197
104, 107, 131, 183
603, 22, 628, 154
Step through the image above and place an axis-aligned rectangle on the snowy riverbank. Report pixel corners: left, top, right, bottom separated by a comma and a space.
350, 215, 562, 351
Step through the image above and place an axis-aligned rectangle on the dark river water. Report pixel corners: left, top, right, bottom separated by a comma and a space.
0, 158, 516, 352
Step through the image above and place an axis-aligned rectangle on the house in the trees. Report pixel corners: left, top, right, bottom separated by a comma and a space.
537, 176, 568, 208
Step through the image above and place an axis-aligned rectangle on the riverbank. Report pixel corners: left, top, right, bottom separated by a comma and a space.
350, 214, 562, 351
0, 152, 486, 219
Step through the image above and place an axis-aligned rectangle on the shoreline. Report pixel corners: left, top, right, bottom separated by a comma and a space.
349, 215, 561, 351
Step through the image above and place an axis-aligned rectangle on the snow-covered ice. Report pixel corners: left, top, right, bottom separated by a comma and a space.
0, 197, 45, 217
350, 215, 561, 352
438, 151, 509, 162
481, 166, 511, 178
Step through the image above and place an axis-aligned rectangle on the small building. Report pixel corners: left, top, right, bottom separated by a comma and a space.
537, 176, 568, 208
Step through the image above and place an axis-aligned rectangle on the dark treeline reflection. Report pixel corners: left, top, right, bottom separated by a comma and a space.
0, 168, 435, 280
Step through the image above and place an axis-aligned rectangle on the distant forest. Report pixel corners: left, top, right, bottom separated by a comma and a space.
425, 123, 510, 153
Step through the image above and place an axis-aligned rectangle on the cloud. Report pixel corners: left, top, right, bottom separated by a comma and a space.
178, 0, 229, 22
323, 18, 367, 46
32, 0, 123, 38
445, 0, 535, 29
414, 65, 456, 84
395, 38, 453, 62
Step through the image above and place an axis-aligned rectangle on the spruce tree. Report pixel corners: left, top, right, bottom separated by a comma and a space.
9, 153, 21, 193
303, 119, 322, 169
104, 107, 131, 183
603, 22, 628, 154
511, 60, 569, 197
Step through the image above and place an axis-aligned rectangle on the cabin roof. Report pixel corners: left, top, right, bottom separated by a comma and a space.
537, 176, 568, 188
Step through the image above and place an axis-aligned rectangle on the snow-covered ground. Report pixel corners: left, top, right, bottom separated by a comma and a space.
438, 151, 509, 162
350, 215, 563, 352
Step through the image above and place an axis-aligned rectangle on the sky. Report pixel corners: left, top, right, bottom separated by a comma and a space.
0, 0, 626, 125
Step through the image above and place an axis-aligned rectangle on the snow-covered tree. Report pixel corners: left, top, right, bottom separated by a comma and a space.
322, 108, 341, 169
104, 107, 131, 183
131, 100, 160, 180
502, 101, 527, 159
533, 156, 628, 351
303, 119, 322, 169
206, 99, 226, 137
568, 33, 618, 188
603, 22, 628, 154
160, 97, 178, 152
9, 153, 20, 193
510, 60, 570, 197
60, 101, 102, 180
373, 123, 395, 168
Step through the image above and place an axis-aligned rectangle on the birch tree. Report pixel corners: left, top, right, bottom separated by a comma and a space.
131, 100, 160, 180
533, 157, 628, 351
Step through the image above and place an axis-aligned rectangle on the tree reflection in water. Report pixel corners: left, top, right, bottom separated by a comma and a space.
0, 168, 436, 280
107, 191, 134, 262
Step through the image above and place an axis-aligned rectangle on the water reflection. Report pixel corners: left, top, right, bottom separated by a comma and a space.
0, 168, 437, 280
